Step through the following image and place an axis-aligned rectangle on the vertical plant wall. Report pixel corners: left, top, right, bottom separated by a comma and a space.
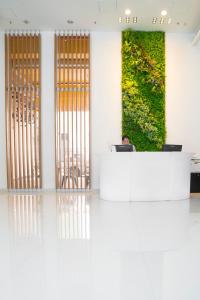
122, 30, 165, 151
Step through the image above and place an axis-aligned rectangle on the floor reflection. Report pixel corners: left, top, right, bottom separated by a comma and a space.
0, 192, 199, 300
9, 194, 42, 239
57, 194, 90, 240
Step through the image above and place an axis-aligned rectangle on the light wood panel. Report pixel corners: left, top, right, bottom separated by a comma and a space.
55, 32, 90, 190
5, 33, 41, 189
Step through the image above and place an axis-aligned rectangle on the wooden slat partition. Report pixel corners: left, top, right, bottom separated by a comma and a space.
55, 32, 90, 189
5, 33, 41, 189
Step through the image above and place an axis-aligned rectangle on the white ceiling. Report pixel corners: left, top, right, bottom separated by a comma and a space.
0, 0, 200, 33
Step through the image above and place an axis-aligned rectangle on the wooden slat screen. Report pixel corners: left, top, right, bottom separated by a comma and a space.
55, 32, 90, 189
5, 33, 41, 189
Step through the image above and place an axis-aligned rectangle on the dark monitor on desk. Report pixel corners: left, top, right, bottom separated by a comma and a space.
162, 144, 182, 152
115, 144, 134, 152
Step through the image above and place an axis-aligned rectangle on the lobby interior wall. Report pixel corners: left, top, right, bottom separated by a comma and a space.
1, 31, 200, 190
90, 32, 122, 189
166, 33, 200, 153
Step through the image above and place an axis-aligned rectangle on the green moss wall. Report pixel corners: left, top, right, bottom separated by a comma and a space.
122, 30, 166, 151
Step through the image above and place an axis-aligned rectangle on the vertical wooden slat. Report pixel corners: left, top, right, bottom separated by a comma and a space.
5, 35, 11, 188
16, 34, 21, 188
30, 34, 34, 189
25, 34, 29, 188
22, 34, 26, 189
75, 33, 78, 188
58, 34, 62, 188
36, 36, 38, 188
38, 34, 42, 188
67, 33, 70, 189
13, 34, 18, 189
33, 34, 36, 188
27, 34, 31, 188
28, 34, 31, 188
63, 35, 66, 189
83, 33, 86, 189
34, 36, 37, 189
10, 35, 14, 189
66, 35, 70, 189
55, 35, 58, 188
34, 34, 37, 189
71, 34, 74, 189
88, 34, 91, 189
19, 35, 23, 188
80, 34, 83, 189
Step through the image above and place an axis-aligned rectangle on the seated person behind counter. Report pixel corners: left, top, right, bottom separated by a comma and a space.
113, 136, 136, 152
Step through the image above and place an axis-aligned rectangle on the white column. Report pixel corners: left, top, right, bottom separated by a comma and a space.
0, 32, 7, 190
90, 32, 122, 189
41, 32, 55, 190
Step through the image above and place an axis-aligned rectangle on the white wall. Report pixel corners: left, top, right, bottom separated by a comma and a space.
1, 31, 200, 190
166, 33, 200, 153
90, 32, 122, 189
0, 32, 7, 190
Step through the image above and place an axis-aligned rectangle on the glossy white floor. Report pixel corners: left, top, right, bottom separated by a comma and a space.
0, 192, 200, 300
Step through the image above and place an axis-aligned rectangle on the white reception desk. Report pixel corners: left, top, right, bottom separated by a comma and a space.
100, 152, 191, 201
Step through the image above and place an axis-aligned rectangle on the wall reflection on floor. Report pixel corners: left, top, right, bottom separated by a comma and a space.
0, 193, 200, 300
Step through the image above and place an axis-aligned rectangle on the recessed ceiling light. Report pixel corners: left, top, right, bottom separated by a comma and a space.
125, 9, 131, 16
119, 16, 122, 23
161, 10, 167, 16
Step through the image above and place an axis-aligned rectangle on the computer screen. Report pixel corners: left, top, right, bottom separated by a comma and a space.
115, 144, 134, 152
162, 144, 182, 152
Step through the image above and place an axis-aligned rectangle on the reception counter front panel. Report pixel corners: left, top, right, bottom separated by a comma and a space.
100, 152, 191, 201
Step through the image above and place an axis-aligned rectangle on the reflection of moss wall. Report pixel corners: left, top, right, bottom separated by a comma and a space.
122, 30, 165, 151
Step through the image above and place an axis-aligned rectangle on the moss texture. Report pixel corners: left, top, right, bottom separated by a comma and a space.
122, 30, 166, 151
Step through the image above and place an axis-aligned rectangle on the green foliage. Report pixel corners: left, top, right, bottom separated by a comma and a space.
122, 30, 166, 151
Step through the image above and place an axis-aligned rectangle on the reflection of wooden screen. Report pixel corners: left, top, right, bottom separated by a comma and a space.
55, 33, 90, 189
5, 33, 41, 189
9, 194, 42, 238
57, 194, 90, 239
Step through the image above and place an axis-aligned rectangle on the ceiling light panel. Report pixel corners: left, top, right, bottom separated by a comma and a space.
161, 10, 167, 16
125, 8, 131, 16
